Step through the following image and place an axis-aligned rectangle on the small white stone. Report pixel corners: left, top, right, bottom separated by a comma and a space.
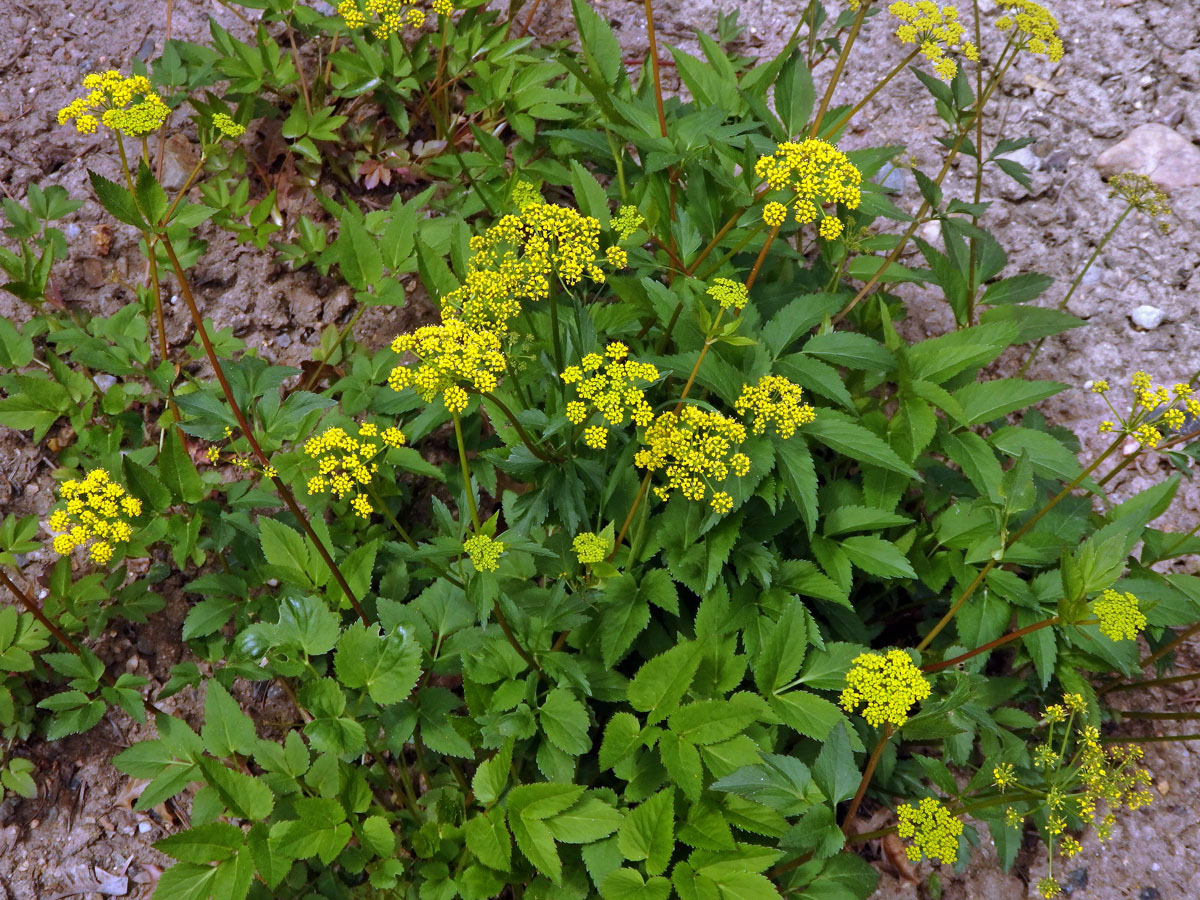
1130, 304, 1165, 329
138, 821, 153, 834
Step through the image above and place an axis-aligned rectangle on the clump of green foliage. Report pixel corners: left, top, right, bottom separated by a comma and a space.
0, 1, 1196, 899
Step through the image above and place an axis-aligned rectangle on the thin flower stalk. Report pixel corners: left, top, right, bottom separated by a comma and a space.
809, 0, 873, 139
159, 234, 368, 623
917, 428, 1126, 653
452, 411, 481, 530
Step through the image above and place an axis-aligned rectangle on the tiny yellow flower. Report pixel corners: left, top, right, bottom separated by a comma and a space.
995, 0, 1065, 63
263, 466, 278, 479
612, 205, 644, 241
993, 763, 1016, 791
561, 343, 659, 434
818, 215, 845, 240
1093, 588, 1146, 641
388, 318, 506, 411
431, 0, 453, 14
572, 532, 608, 564
605, 245, 629, 269
1089, 379, 1109, 394
637, 406, 749, 511
895, 797, 963, 864
212, 112, 245, 139
840, 649, 931, 727
707, 277, 748, 311
464, 533, 504, 572
736, 375, 816, 439
205, 447, 221, 465
755, 139, 862, 230
58, 70, 170, 137
1037, 876, 1061, 898
47, 469, 142, 566
762, 201, 788, 227
584, 426, 608, 449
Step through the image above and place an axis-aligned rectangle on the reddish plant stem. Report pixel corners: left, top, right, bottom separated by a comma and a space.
841, 723, 893, 835
922, 616, 1058, 673
645, 0, 668, 140
158, 236, 367, 623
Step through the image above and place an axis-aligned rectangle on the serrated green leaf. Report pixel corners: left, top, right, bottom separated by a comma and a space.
473, 740, 513, 805
839, 535, 917, 579
334, 621, 422, 705
628, 640, 703, 725
601, 868, 672, 900
617, 788, 673, 875
200, 680, 258, 758
547, 795, 622, 844
540, 687, 592, 756
668, 694, 762, 746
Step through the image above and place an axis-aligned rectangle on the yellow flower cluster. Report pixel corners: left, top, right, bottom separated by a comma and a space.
888, 2, 979, 81
634, 407, 750, 513
443, 202, 605, 330
511, 180, 543, 210
895, 797, 963, 864
1093, 588, 1146, 642
735, 375, 816, 439
464, 534, 504, 571
1093, 371, 1199, 445
612, 205, 645, 241
338, 0, 444, 37
995, 0, 1064, 63
762, 201, 788, 228
304, 423, 406, 518
1107, 172, 1172, 233
839, 649, 931, 727
57, 71, 170, 137
1037, 877, 1061, 899
562, 343, 659, 448
754, 139, 862, 240
1009, 692, 1153, 899
707, 278, 748, 311
572, 532, 608, 564
993, 762, 1016, 790
48, 469, 142, 565
212, 113, 245, 139
388, 318, 506, 413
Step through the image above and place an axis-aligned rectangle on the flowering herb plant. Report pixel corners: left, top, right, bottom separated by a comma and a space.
0, 1, 1196, 899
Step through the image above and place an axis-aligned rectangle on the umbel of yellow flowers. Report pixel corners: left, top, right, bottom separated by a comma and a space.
57, 71, 170, 137
48, 469, 142, 565
755, 139, 862, 239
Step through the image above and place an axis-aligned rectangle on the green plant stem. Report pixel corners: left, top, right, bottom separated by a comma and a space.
840, 723, 893, 836
1, 566, 170, 718
300, 305, 366, 394
1018, 204, 1135, 376
809, 0, 872, 138
609, 470, 653, 564
158, 234, 368, 623
615, 229, 777, 561
832, 37, 1021, 326
478, 391, 561, 463
548, 288, 565, 380
1104, 670, 1200, 694
964, 0, 986, 325
1102, 733, 1200, 744
366, 484, 419, 550
822, 48, 921, 139
452, 411, 481, 530
922, 616, 1058, 673
364, 729, 420, 818
1, 568, 85, 656
285, 20, 313, 117
398, 41, 497, 216
916, 435, 1123, 654
1118, 711, 1200, 721
484, 581, 541, 673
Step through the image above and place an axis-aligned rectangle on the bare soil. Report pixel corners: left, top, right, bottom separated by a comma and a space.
0, 0, 1198, 897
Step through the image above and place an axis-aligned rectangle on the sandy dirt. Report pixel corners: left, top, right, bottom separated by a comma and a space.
0, 0, 1198, 897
